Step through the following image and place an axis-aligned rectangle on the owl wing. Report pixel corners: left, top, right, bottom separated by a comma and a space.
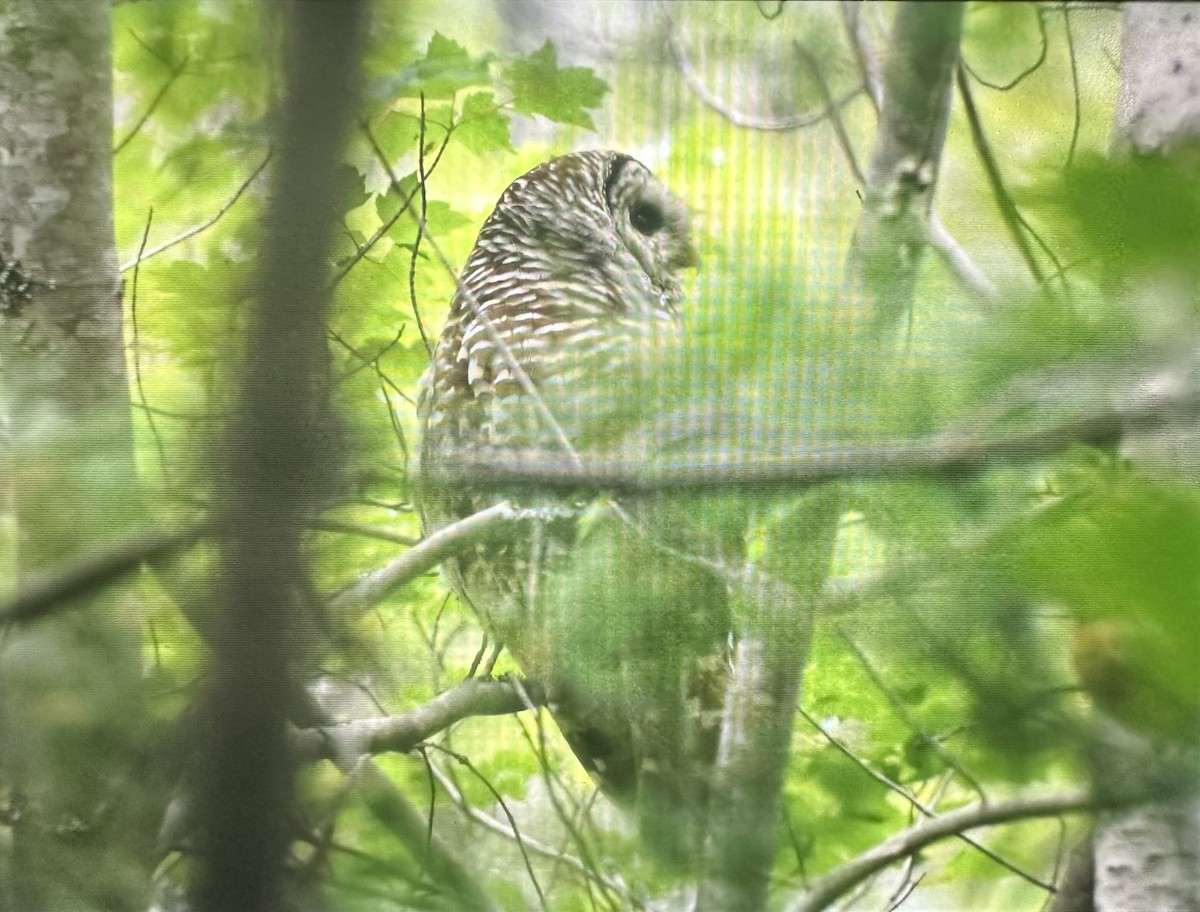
420, 279, 731, 866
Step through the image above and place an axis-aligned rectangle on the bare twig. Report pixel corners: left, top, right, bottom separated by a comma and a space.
329, 119, 451, 289
833, 628, 989, 801
1061, 6, 1082, 169
429, 363, 1193, 493
346, 759, 500, 912
359, 119, 583, 466
956, 67, 1047, 286
119, 150, 272, 272
928, 214, 1001, 301
792, 41, 865, 185
425, 763, 645, 907
291, 677, 548, 763
409, 94, 432, 354
787, 791, 1095, 912
511, 682, 618, 911
113, 54, 189, 154
128, 207, 171, 480
663, 1, 863, 132
425, 743, 549, 912
312, 516, 419, 547
798, 706, 1055, 892
960, 8, 1049, 92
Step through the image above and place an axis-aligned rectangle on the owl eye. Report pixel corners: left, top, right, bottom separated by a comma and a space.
630, 200, 664, 236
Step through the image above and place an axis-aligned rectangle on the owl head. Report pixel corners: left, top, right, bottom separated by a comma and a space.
460, 150, 697, 322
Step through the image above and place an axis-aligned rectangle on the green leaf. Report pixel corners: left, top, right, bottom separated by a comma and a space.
454, 92, 513, 155
399, 32, 491, 100
503, 41, 608, 129
334, 164, 370, 217
1021, 154, 1200, 284
371, 111, 420, 159
375, 173, 470, 238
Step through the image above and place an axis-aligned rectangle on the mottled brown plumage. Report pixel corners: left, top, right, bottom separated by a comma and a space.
418, 151, 728, 859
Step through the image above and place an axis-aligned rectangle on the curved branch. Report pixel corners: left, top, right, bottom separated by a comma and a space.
662, 1, 863, 132
327, 501, 569, 616
291, 677, 547, 763
788, 791, 1095, 912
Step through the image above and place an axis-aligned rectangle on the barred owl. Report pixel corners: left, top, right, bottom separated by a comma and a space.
418, 151, 729, 860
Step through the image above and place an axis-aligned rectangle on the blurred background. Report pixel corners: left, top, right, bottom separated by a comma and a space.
6, 2, 1200, 911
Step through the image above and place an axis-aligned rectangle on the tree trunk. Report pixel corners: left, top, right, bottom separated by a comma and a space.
194, 3, 367, 910
0, 2, 149, 910
1085, 5, 1200, 912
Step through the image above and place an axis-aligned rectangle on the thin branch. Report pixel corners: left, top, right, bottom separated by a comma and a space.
960, 8, 1049, 92
113, 54, 189, 154
663, 2, 863, 132
833, 627, 988, 801
428, 363, 1195, 493
327, 502, 573, 617
347, 759, 500, 912
360, 120, 583, 466
798, 706, 1055, 892
408, 94, 432, 355
792, 41, 865, 186
291, 677, 548, 763
787, 791, 1095, 912
928, 213, 1001, 301
0, 524, 202, 625
1061, 5, 1082, 169
329, 120, 452, 289
128, 206, 171, 481
425, 763, 645, 908
511, 683, 618, 911
119, 150, 272, 273
312, 516, 419, 547
956, 66, 1047, 286
425, 744, 549, 912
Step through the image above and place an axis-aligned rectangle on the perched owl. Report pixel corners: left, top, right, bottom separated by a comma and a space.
418, 151, 730, 862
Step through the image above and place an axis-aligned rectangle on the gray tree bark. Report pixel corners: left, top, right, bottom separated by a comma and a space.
1086, 5, 1200, 912
0, 3, 149, 910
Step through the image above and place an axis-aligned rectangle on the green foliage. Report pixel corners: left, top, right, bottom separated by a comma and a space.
398, 32, 492, 99
1022, 152, 1200, 286
503, 42, 609, 130
455, 92, 514, 155
17, 1, 1193, 909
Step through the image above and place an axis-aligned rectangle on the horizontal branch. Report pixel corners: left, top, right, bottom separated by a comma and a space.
0, 523, 202, 624
291, 677, 547, 763
788, 790, 1095, 912
430, 379, 1191, 494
